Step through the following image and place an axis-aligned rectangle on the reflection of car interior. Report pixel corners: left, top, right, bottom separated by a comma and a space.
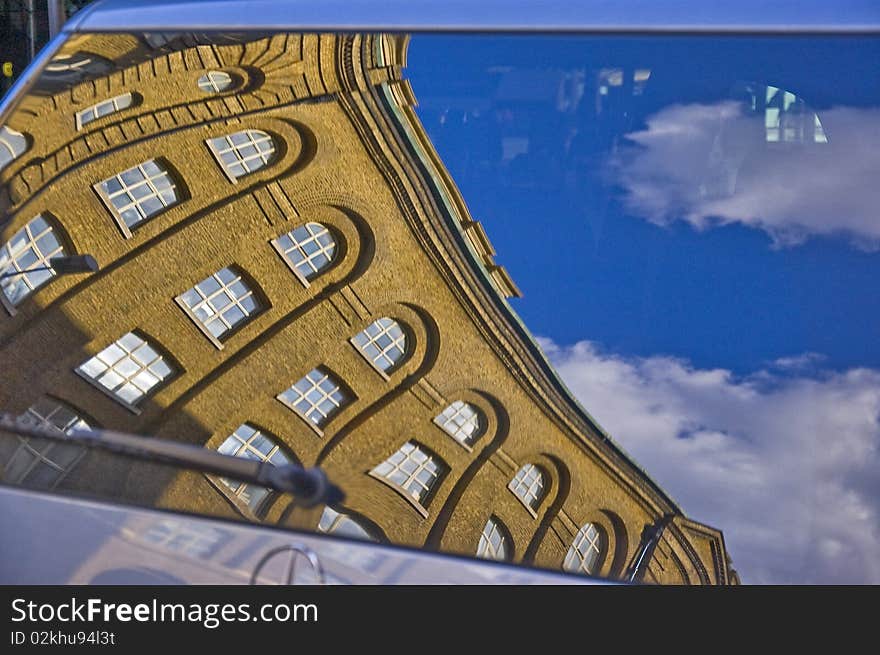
699, 82, 829, 203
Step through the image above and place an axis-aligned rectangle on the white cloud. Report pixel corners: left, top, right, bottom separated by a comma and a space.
768, 352, 827, 372
613, 103, 880, 249
539, 338, 880, 583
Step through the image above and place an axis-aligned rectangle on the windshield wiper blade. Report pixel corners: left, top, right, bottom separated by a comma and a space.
0, 412, 343, 507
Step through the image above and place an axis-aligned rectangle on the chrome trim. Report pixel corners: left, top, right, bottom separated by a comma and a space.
62, 0, 880, 33
3, 0, 877, 136
250, 544, 326, 585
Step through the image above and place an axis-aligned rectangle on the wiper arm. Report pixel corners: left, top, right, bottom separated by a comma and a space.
0, 412, 343, 507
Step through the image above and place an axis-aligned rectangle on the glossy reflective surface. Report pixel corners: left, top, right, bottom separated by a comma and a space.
0, 486, 594, 585
1, 30, 878, 585
410, 34, 880, 583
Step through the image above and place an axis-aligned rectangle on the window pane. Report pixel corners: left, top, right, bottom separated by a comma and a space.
177, 267, 262, 342
509, 464, 545, 511
0, 125, 28, 173
76, 332, 174, 407
0, 215, 66, 306
197, 70, 233, 93
318, 507, 376, 541
564, 523, 605, 576
96, 160, 178, 232
214, 424, 294, 514
1, 400, 91, 489
273, 222, 338, 283
76, 93, 134, 129
476, 517, 509, 561
351, 318, 408, 373
277, 368, 350, 428
371, 442, 445, 507
207, 130, 275, 179
434, 401, 484, 447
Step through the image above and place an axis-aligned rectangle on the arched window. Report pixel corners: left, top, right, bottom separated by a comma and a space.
434, 400, 485, 448
44, 52, 108, 75
508, 463, 545, 514
75, 331, 176, 410
351, 317, 407, 375
42, 52, 112, 85
206, 129, 276, 180
761, 84, 828, 144
197, 71, 234, 93
563, 522, 607, 576
0, 125, 28, 173
277, 367, 351, 429
0, 214, 66, 308
176, 266, 263, 346
94, 159, 179, 237
476, 516, 511, 562
0, 398, 90, 489
371, 441, 446, 511
271, 222, 338, 285
76, 92, 134, 130
215, 424, 294, 514
318, 507, 377, 542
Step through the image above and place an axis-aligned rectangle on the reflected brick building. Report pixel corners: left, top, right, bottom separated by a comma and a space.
0, 32, 737, 584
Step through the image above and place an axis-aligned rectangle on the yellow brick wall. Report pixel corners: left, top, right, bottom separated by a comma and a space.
0, 32, 734, 584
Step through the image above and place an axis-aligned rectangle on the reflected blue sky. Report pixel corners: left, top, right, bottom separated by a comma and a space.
409, 35, 880, 374
409, 34, 880, 584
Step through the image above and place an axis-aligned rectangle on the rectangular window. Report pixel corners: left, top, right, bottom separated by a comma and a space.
351, 318, 407, 376
94, 159, 178, 237
0, 214, 65, 310
176, 266, 262, 347
75, 331, 175, 411
0, 399, 90, 489
276, 367, 350, 433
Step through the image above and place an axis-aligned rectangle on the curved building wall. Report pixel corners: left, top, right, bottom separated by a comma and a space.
0, 31, 735, 584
